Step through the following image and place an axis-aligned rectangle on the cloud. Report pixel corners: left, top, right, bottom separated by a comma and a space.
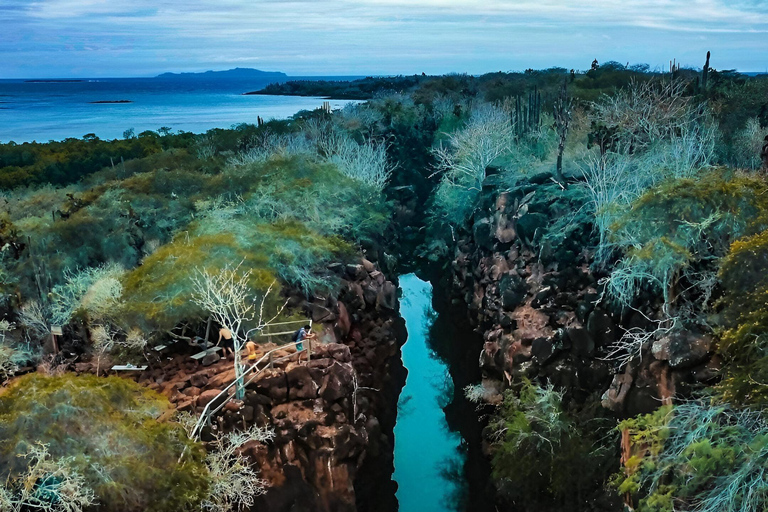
1, 0, 767, 77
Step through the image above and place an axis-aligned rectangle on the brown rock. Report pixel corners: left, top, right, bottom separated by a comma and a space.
189, 373, 209, 388
287, 365, 320, 400
361, 258, 376, 273
177, 399, 195, 412
337, 301, 352, 338
197, 389, 223, 408
183, 386, 201, 397
201, 352, 221, 366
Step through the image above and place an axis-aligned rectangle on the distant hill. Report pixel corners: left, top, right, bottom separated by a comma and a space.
154, 68, 287, 81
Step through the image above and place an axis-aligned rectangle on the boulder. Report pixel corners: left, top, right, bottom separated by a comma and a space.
662, 331, 714, 369
499, 273, 526, 310
252, 370, 289, 402
183, 386, 201, 397
586, 309, 617, 347
201, 352, 221, 366
516, 213, 548, 242
189, 373, 209, 388
198, 389, 224, 409
602, 372, 633, 412
495, 213, 517, 244
377, 282, 397, 311
337, 301, 352, 338
531, 337, 556, 364
361, 258, 376, 273
567, 327, 595, 357
287, 365, 320, 400
472, 217, 495, 251
310, 303, 336, 323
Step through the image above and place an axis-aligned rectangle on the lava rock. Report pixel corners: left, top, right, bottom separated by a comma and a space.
516, 213, 548, 242
567, 327, 595, 357
499, 273, 526, 310
473, 217, 495, 251
587, 309, 617, 347
531, 337, 557, 364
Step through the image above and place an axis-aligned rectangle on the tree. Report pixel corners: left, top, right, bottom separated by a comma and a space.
191, 263, 286, 399
0, 443, 96, 512
202, 425, 275, 512
432, 102, 515, 223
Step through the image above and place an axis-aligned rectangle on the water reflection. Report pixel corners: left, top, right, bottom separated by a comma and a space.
393, 273, 466, 512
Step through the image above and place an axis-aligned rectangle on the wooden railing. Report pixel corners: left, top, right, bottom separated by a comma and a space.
189, 319, 311, 439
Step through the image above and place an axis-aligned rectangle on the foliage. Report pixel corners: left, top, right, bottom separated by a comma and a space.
0, 373, 209, 512
717, 227, 768, 406
431, 102, 516, 224
603, 170, 768, 313
0, 136, 163, 189
50, 263, 125, 325
615, 401, 768, 512
0, 443, 97, 512
729, 117, 767, 170
489, 382, 619, 510
202, 425, 275, 512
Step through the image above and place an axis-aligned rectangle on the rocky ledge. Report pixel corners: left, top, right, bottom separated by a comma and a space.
441, 178, 720, 417
80, 258, 405, 512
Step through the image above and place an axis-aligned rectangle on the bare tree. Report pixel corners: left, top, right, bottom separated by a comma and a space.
0, 443, 96, 512
191, 263, 286, 399
432, 103, 515, 192
18, 300, 52, 341
590, 79, 711, 153
202, 425, 275, 512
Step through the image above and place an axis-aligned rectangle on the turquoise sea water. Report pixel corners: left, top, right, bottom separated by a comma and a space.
0, 77, 360, 143
394, 273, 465, 511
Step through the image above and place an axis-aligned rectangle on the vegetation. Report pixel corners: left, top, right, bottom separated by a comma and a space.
0, 374, 209, 512
489, 383, 619, 511
1, 61, 768, 511
615, 401, 768, 512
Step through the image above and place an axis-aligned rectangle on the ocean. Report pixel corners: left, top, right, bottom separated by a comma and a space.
0, 76, 361, 143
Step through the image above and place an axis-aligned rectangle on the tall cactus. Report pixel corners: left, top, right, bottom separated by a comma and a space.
553, 78, 571, 187
513, 87, 542, 137
701, 51, 711, 92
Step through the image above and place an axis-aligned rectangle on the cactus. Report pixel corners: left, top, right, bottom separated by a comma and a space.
513, 87, 542, 137
701, 51, 711, 92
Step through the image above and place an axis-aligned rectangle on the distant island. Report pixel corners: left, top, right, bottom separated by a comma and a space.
244, 75, 426, 99
90, 100, 132, 104
24, 79, 83, 83
154, 67, 287, 81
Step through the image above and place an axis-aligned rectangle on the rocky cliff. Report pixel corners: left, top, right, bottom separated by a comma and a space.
436, 176, 720, 419
86, 258, 405, 512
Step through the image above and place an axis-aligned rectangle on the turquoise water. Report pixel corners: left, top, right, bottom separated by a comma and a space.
0, 77, 360, 143
394, 273, 465, 511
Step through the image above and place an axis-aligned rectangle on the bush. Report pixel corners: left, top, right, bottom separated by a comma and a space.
0, 373, 209, 512
489, 382, 619, 511
615, 401, 768, 512
717, 227, 768, 406
604, 170, 768, 312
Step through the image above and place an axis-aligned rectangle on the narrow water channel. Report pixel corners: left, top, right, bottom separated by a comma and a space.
394, 273, 466, 511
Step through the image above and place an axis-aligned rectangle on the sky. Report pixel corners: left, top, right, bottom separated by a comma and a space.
1, 0, 767, 78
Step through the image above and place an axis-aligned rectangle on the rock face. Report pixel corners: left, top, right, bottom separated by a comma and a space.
440, 182, 719, 418
110, 258, 405, 512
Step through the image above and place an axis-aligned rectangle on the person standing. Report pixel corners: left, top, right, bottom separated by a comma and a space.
217, 326, 235, 359
292, 324, 316, 361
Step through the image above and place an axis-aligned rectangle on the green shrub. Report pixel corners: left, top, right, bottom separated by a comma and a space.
0, 373, 208, 512
489, 382, 619, 511
605, 170, 768, 310
718, 229, 768, 406
615, 401, 768, 512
